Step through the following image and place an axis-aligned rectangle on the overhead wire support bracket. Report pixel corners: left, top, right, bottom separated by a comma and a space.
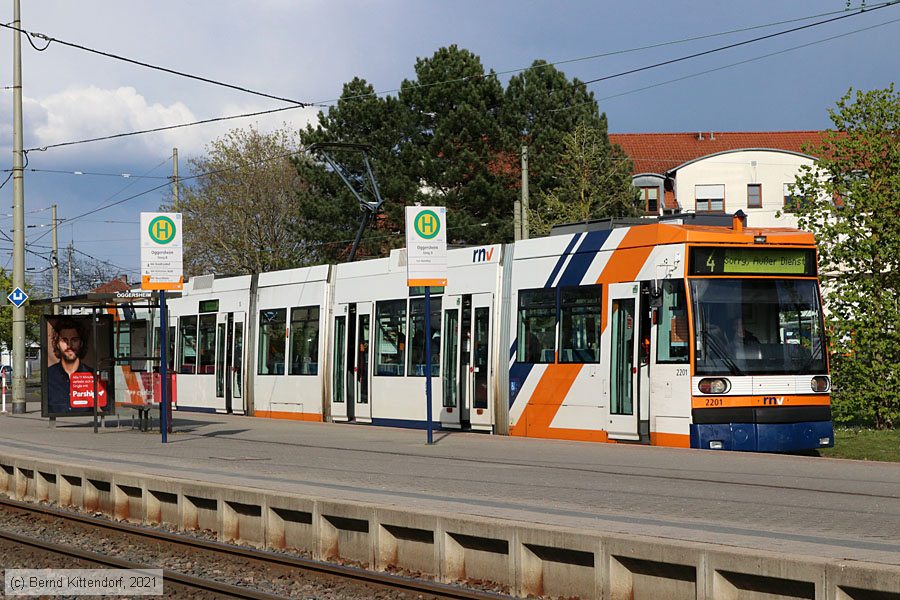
308, 143, 385, 262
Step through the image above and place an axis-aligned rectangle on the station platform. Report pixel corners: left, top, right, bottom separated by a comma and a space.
1, 410, 898, 597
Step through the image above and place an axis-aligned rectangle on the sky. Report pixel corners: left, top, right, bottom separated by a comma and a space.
1, 0, 898, 292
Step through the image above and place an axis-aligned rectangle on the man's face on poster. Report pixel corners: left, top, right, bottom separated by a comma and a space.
54, 327, 83, 364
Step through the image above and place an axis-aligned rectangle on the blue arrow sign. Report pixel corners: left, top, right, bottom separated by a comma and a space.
7, 287, 28, 308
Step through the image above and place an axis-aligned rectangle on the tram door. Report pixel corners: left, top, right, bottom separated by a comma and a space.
232, 313, 245, 414
215, 312, 244, 414
331, 312, 350, 421
353, 302, 372, 423
607, 283, 640, 440
441, 293, 492, 430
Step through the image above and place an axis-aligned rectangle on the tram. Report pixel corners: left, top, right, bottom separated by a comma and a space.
116, 212, 832, 452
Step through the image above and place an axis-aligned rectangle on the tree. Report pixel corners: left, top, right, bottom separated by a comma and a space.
399, 45, 515, 244
792, 85, 900, 429
165, 125, 311, 276
502, 60, 608, 196
297, 78, 417, 263
529, 123, 640, 236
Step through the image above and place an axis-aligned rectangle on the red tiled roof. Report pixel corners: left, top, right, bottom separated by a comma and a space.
609, 131, 827, 176
91, 275, 130, 294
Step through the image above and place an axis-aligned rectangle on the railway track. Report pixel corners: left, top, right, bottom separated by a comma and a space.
0, 497, 510, 600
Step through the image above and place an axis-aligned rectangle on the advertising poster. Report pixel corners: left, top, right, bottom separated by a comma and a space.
41, 315, 116, 418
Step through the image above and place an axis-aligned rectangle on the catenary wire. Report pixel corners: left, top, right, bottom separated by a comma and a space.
17, 2, 897, 154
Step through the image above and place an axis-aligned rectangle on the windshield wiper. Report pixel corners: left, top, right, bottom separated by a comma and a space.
702, 330, 744, 376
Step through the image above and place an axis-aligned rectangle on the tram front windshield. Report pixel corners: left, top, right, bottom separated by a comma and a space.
690, 278, 826, 376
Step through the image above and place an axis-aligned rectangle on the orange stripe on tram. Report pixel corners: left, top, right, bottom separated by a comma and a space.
516, 226, 660, 441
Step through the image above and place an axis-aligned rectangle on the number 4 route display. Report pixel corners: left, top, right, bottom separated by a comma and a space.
690, 247, 816, 276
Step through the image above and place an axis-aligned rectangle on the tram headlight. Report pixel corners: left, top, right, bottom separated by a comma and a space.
811, 376, 831, 393
698, 378, 730, 394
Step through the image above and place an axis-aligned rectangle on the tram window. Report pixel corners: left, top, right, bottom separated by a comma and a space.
289, 306, 319, 376
517, 289, 556, 364
197, 314, 217, 375
375, 299, 406, 376
657, 280, 690, 364
559, 285, 602, 364
258, 308, 287, 375
408, 297, 441, 377
178, 316, 198, 374
115, 322, 132, 360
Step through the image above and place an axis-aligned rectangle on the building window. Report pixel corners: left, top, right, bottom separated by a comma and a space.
517, 289, 556, 364
747, 184, 762, 209
258, 309, 286, 375
784, 183, 801, 212
375, 299, 407, 376
289, 306, 319, 376
640, 187, 659, 215
559, 285, 602, 363
695, 184, 725, 212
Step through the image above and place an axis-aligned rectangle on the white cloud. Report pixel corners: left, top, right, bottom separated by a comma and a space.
15, 86, 320, 167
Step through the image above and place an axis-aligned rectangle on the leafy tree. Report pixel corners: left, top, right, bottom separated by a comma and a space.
792, 85, 900, 428
502, 60, 608, 195
529, 123, 640, 236
297, 78, 416, 263
165, 125, 311, 276
399, 45, 515, 243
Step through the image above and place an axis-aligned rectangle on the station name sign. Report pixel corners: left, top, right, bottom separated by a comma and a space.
405, 206, 447, 287
141, 212, 184, 291
690, 247, 816, 276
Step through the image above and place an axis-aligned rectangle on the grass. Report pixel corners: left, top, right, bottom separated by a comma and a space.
818, 427, 900, 462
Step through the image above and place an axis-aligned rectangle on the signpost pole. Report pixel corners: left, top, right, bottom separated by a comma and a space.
425, 286, 433, 445
92, 309, 99, 434
159, 290, 168, 444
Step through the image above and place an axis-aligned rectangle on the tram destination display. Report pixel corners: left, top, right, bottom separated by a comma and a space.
690, 247, 816, 276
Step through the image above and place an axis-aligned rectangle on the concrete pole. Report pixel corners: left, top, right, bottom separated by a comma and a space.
51, 205, 59, 313
521, 145, 529, 240
172, 148, 179, 204
513, 199, 522, 242
11, 0, 27, 414
67, 243, 74, 295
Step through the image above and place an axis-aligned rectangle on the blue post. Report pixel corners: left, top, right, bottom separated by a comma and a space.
425, 286, 433, 445
159, 290, 168, 444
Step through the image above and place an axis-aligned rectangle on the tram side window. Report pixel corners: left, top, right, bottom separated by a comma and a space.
559, 285, 602, 363
408, 297, 441, 377
178, 316, 198, 374
657, 280, 690, 364
258, 309, 287, 375
289, 306, 319, 376
517, 289, 556, 364
375, 299, 406, 376
197, 314, 217, 375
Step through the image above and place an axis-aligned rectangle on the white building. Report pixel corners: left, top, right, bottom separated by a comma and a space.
609, 131, 826, 227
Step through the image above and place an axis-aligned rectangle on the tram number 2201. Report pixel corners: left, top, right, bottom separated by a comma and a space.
705, 398, 724, 407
